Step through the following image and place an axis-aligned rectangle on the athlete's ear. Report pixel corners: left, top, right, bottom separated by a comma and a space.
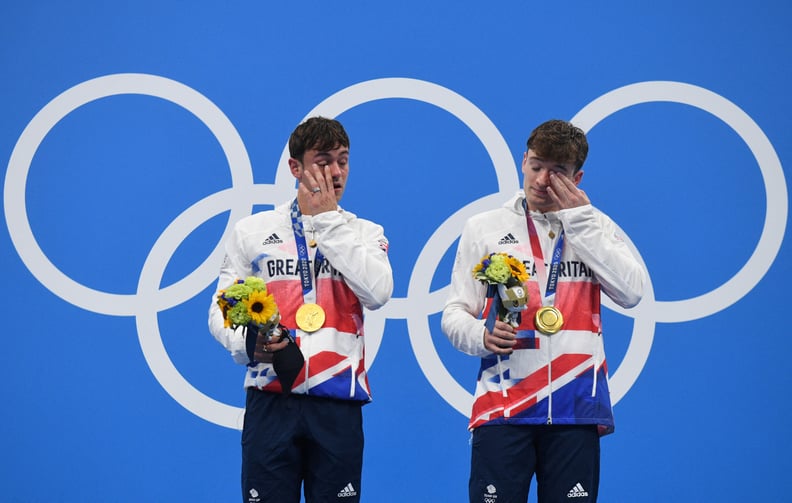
573, 169, 584, 186
288, 158, 302, 178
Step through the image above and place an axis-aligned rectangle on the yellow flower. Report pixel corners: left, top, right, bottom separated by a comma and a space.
505, 255, 529, 283
246, 289, 278, 326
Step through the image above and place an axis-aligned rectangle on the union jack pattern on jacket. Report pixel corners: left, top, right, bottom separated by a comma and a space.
442, 192, 644, 433
209, 200, 393, 402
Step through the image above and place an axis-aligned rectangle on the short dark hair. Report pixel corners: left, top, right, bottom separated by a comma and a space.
288, 116, 350, 162
526, 119, 588, 172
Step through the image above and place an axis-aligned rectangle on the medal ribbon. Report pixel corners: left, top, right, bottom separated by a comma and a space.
523, 200, 564, 306
290, 199, 325, 304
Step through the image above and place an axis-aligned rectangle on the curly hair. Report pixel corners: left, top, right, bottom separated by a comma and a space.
526, 119, 588, 172
288, 116, 350, 162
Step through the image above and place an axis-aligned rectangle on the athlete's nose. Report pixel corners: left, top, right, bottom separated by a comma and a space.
327, 161, 342, 178
537, 168, 551, 187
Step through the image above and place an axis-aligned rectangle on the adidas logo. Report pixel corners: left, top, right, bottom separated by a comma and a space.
498, 233, 519, 244
567, 482, 589, 498
338, 482, 358, 498
262, 233, 283, 245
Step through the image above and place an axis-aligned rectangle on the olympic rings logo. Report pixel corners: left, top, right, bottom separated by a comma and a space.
4, 74, 787, 429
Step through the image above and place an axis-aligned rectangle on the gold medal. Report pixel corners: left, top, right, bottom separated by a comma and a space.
308, 239, 317, 248
295, 303, 326, 332
534, 306, 564, 335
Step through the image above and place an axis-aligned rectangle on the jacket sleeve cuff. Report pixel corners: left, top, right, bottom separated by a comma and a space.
229, 334, 250, 365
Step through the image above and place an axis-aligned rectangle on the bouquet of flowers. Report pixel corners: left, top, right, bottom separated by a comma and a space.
216, 276, 281, 332
473, 252, 529, 327
216, 276, 304, 393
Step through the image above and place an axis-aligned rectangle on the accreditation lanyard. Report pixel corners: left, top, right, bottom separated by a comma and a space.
290, 199, 325, 304
524, 201, 564, 307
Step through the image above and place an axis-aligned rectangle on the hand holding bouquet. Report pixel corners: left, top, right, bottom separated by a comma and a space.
216, 276, 304, 392
473, 252, 529, 327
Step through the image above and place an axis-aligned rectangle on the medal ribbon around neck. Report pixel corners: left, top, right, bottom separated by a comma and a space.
290, 199, 325, 303
523, 199, 564, 306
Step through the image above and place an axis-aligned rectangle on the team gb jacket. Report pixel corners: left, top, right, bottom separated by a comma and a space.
208, 199, 393, 402
442, 191, 644, 433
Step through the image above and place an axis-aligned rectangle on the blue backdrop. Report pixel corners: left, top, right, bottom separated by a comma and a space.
2, 1, 790, 502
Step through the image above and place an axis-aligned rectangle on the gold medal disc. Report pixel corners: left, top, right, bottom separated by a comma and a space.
534, 306, 564, 335
295, 303, 326, 332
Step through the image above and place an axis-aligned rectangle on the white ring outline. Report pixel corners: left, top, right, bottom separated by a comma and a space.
572, 81, 787, 323
283, 78, 520, 373
4, 76, 785, 427
3, 74, 265, 428
409, 81, 788, 416
4, 73, 256, 314
388, 80, 787, 416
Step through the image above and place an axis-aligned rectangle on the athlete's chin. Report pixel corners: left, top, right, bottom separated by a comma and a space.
527, 195, 553, 211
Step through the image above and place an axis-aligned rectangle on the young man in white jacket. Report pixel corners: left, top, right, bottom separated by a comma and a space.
208, 117, 393, 503
442, 119, 644, 503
